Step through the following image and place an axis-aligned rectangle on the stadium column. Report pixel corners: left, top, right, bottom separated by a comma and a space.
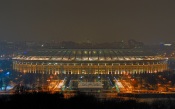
88, 63, 89, 82
81, 63, 82, 75
98, 63, 99, 75
35, 63, 39, 73
78, 64, 80, 75
112, 63, 113, 75
105, 63, 107, 79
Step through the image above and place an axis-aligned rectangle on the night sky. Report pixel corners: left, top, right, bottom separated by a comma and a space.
0, 0, 175, 44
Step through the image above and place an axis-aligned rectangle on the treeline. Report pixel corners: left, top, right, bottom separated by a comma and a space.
0, 92, 175, 109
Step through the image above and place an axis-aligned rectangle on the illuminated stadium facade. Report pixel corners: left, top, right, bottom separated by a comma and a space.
12, 49, 168, 75
12, 48, 168, 93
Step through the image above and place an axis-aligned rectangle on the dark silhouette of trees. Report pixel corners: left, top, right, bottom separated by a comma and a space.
0, 92, 175, 109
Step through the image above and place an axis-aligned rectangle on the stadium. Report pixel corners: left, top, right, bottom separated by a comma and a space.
12, 49, 168, 93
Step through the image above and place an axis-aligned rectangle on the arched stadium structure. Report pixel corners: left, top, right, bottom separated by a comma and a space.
13, 49, 168, 74
12, 49, 168, 92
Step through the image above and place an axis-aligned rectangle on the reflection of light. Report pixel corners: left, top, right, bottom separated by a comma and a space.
6, 72, 10, 75
6, 86, 13, 90
0, 69, 3, 72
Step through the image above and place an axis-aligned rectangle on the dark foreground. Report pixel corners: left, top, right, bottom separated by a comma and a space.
0, 92, 175, 109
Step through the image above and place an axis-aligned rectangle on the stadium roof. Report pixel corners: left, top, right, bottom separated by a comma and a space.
23, 49, 156, 57
12, 48, 166, 62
